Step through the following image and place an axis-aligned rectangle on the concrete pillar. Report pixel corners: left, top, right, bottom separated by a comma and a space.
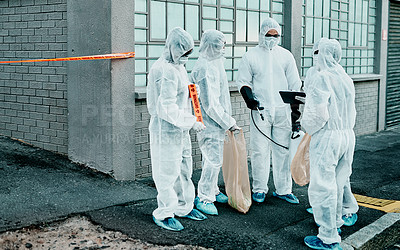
284, 0, 303, 75
67, 0, 136, 180
375, 0, 389, 131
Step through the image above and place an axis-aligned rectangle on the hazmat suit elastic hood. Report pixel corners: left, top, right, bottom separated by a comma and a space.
199, 29, 226, 61
317, 38, 342, 71
259, 18, 281, 50
163, 27, 194, 64
305, 38, 342, 91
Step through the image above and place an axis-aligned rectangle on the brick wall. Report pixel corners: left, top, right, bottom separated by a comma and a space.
0, 0, 68, 154
134, 99, 151, 178
354, 80, 379, 135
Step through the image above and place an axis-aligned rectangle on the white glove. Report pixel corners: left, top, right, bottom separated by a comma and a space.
192, 121, 206, 132
295, 96, 305, 104
229, 124, 241, 132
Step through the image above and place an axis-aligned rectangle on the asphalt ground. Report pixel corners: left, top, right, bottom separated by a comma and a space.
0, 129, 399, 249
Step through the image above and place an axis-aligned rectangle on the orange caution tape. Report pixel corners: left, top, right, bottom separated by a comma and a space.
0, 52, 135, 64
188, 84, 203, 124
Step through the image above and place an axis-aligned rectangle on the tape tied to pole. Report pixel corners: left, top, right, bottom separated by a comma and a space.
188, 84, 204, 124
0, 52, 135, 64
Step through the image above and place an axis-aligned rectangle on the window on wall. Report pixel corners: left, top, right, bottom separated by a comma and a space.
301, 0, 376, 77
134, 0, 284, 87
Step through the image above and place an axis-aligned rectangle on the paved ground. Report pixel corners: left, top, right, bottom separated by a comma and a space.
0, 129, 399, 249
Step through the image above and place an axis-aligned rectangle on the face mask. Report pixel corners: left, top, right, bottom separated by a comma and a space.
178, 56, 188, 65
264, 37, 278, 50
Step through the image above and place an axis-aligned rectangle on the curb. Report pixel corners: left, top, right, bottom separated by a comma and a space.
342, 213, 400, 249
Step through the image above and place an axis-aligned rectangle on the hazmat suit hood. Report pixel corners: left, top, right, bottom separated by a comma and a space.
317, 38, 342, 71
199, 30, 226, 61
259, 17, 281, 49
162, 27, 194, 64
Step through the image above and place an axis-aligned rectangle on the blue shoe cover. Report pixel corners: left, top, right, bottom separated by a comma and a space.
307, 207, 314, 214
216, 192, 228, 203
342, 213, 357, 226
195, 197, 218, 215
304, 236, 343, 250
273, 192, 299, 204
252, 192, 265, 203
153, 216, 184, 231
182, 209, 207, 221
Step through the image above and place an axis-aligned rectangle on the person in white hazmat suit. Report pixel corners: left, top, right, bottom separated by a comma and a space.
147, 27, 208, 232
301, 38, 357, 249
190, 30, 240, 216
236, 17, 302, 204
304, 39, 359, 228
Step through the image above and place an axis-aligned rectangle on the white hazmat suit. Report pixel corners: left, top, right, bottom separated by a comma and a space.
190, 30, 237, 203
301, 38, 357, 244
147, 27, 203, 221
236, 18, 302, 196
305, 39, 359, 220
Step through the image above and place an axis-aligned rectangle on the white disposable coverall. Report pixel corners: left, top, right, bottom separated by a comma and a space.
301, 38, 357, 244
236, 18, 302, 195
147, 27, 197, 220
190, 30, 236, 203
304, 39, 359, 218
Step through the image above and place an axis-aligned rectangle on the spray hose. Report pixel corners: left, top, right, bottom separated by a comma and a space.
250, 110, 289, 150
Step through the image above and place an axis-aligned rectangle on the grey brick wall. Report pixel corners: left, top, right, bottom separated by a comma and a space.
134, 99, 151, 178
0, 0, 68, 154
354, 80, 379, 135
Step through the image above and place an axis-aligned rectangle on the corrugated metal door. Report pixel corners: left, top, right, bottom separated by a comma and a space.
386, 1, 400, 128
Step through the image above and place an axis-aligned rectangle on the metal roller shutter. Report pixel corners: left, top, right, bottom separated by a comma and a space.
386, 1, 400, 128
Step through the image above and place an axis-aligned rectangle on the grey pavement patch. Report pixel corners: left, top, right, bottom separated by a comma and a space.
355, 130, 400, 152
343, 213, 400, 249
0, 138, 158, 232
